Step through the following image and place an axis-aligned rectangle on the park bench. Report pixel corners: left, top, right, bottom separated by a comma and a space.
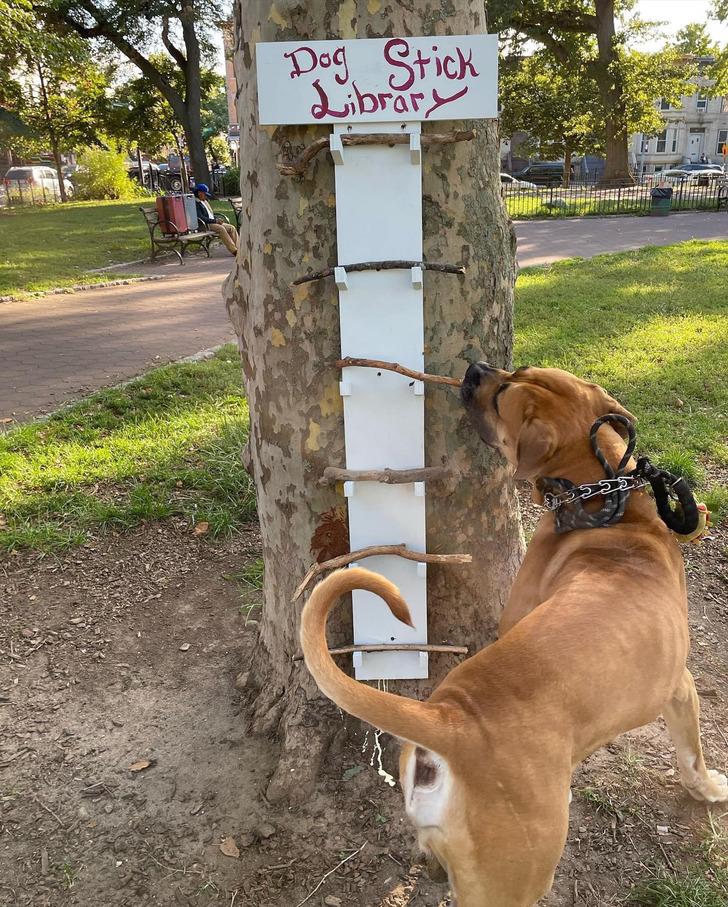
718, 184, 728, 212
139, 205, 215, 265
228, 196, 243, 228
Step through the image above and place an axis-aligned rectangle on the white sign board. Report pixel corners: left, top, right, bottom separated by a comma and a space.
257, 34, 497, 125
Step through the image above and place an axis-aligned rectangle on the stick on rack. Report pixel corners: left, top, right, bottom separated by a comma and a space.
292, 260, 465, 287
292, 643, 468, 662
319, 465, 450, 486
293, 543, 471, 601
278, 129, 476, 177
336, 357, 462, 388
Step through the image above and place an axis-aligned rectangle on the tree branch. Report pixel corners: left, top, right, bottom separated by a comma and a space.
292, 260, 465, 286
336, 357, 462, 387
161, 16, 187, 71
278, 129, 475, 177
293, 544, 471, 601
292, 643, 469, 661
318, 466, 450, 486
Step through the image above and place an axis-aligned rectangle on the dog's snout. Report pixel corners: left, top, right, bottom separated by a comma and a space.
463, 361, 495, 390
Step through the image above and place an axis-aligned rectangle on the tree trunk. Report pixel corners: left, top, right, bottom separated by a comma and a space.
35, 62, 66, 203
50, 140, 67, 203
563, 144, 572, 188
594, 0, 633, 185
225, 0, 523, 806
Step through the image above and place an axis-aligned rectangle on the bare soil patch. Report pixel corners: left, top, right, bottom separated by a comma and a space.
1, 512, 726, 906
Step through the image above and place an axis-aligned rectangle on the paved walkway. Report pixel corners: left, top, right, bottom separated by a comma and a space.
516, 210, 727, 268
1, 252, 234, 422
1, 211, 726, 423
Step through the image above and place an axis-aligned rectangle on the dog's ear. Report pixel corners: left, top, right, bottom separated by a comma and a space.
514, 414, 558, 479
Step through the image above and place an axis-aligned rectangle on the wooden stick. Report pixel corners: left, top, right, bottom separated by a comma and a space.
293, 543, 471, 601
278, 129, 475, 177
292, 259, 465, 286
336, 357, 462, 387
293, 643, 468, 662
318, 465, 450, 486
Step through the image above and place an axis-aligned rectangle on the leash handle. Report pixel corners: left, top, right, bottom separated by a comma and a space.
632, 457, 700, 536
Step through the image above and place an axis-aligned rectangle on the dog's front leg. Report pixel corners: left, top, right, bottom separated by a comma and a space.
663, 668, 728, 802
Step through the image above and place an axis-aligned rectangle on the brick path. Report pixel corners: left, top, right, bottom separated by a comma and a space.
1, 211, 726, 423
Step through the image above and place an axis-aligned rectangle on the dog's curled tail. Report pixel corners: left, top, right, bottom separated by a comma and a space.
300, 567, 460, 758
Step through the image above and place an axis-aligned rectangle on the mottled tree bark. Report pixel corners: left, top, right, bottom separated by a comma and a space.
224, 0, 523, 806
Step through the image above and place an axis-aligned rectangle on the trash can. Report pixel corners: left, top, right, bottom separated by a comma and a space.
650, 186, 673, 216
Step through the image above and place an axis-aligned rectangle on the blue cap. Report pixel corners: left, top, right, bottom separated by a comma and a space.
195, 183, 211, 195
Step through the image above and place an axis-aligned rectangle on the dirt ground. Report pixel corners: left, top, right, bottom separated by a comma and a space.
1, 507, 726, 906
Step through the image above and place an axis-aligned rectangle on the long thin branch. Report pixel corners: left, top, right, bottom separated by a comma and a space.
336, 357, 462, 387
292, 259, 465, 286
293, 544, 471, 601
161, 17, 187, 70
293, 643, 468, 662
319, 466, 450, 486
278, 129, 475, 177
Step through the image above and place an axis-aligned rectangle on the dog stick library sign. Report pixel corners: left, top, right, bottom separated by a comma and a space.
257, 34, 498, 681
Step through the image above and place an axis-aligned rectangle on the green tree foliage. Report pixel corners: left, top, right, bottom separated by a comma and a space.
500, 51, 599, 182
4, 27, 111, 200
674, 23, 721, 57
206, 133, 231, 166
108, 54, 223, 161
74, 148, 142, 199
40, 0, 225, 184
491, 0, 694, 182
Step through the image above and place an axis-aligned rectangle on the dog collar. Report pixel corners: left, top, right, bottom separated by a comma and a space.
537, 414, 701, 537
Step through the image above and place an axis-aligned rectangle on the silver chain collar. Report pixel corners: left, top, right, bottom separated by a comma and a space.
542, 475, 649, 512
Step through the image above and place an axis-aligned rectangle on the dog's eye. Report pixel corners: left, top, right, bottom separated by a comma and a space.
493, 383, 509, 415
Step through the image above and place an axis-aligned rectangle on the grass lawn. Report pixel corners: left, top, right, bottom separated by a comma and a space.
515, 239, 728, 517
0, 346, 254, 552
0, 198, 236, 298
0, 239, 726, 552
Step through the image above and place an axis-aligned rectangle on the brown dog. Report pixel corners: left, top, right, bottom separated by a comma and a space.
300, 364, 727, 906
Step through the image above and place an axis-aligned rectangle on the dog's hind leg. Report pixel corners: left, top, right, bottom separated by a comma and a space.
663, 669, 728, 803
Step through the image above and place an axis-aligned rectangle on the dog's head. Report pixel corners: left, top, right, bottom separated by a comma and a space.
461, 362, 634, 480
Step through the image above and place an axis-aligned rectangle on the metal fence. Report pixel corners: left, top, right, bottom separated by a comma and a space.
504, 179, 728, 219
0, 180, 70, 207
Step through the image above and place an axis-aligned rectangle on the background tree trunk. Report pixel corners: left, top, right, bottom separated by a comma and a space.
225, 0, 523, 806
594, 0, 633, 184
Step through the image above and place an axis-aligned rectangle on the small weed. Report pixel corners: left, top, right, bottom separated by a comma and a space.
627, 866, 728, 906
701, 810, 728, 868
702, 485, 728, 525
237, 558, 265, 590
239, 602, 261, 626
658, 450, 703, 488
577, 785, 619, 815
58, 860, 77, 890
621, 743, 645, 784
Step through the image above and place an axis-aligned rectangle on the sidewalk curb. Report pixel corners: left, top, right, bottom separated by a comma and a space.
0, 274, 166, 305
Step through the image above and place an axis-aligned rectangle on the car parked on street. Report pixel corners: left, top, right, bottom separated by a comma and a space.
500, 172, 538, 190
3, 165, 74, 200
512, 161, 573, 186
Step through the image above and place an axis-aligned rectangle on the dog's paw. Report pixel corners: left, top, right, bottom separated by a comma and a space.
685, 769, 728, 803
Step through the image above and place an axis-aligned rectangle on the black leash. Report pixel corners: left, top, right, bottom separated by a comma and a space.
537, 414, 701, 536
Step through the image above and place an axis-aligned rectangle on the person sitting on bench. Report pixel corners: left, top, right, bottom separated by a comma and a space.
194, 183, 239, 256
